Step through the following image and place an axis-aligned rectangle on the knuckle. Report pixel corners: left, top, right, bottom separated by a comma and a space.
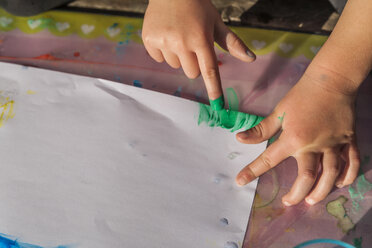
203, 67, 218, 80
326, 166, 340, 176
259, 153, 274, 171
227, 33, 243, 49
252, 123, 265, 140
300, 169, 317, 181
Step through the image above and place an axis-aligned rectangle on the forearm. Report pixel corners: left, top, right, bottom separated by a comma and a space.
307, 0, 372, 94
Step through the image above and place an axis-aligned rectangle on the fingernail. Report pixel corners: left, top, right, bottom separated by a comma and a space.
246, 50, 255, 58
237, 132, 249, 140
336, 182, 343, 188
237, 175, 249, 186
283, 201, 292, 207
305, 198, 315, 205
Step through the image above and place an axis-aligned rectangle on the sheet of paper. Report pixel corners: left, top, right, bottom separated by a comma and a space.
0, 62, 266, 248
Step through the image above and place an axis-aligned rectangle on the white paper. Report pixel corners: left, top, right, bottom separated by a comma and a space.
0, 62, 266, 248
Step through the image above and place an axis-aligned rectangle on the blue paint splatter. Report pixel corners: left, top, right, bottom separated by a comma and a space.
21, 65, 29, 70
114, 75, 121, 82
111, 23, 119, 28
224, 241, 238, 248
173, 86, 182, 97
125, 24, 134, 30
195, 90, 202, 101
133, 80, 143, 88
0, 233, 69, 248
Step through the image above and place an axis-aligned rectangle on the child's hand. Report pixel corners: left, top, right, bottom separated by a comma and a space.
142, 0, 256, 100
235, 64, 360, 206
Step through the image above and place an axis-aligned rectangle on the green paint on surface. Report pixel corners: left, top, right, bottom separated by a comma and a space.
348, 156, 372, 212
201, 88, 263, 132
278, 112, 285, 123
209, 96, 225, 111
226, 88, 239, 111
353, 237, 362, 248
326, 195, 354, 233
198, 103, 263, 132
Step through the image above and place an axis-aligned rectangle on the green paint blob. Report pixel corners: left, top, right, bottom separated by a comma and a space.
353, 237, 362, 248
326, 195, 355, 233
209, 96, 225, 111
348, 156, 372, 212
201, 88, 263, 132
198, 103, 264, 132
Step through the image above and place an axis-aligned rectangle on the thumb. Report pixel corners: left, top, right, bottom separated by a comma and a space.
214, 21, 256, 62
236, 112, 282, 144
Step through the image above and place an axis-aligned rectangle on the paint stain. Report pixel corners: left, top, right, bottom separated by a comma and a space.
198, 104, 263, 132
0, 233, 69, 248
114, 75, 121, 82
326, 195, 354, 233
198, 88, 263, 132
226, 88, 239, 111
111, 23, 119, 28
285, 227, 295, 232
195, 90, 202, 101
33, 53, 59, 60
26, 90, 36, 95
353, 237, 362, 248
219, 217, 229, 226
0, 97, 15, 128
278, 112, 285, 123
133, 80, 143, 88
224, 241, 238, 248
348, 156, 372, 212
227, 152, 240, 160
73, 52, 80, 57
213, 173, 228, 184
173, 86, 182, 97
217, 60, 223, 66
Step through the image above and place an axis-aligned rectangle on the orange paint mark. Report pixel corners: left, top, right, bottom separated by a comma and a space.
33, 54, 60, 60
285, 227, 295, 232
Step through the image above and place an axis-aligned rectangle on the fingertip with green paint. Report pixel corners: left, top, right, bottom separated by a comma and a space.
209, 95, 225, 111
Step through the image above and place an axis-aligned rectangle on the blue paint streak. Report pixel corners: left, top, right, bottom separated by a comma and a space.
294, 239, 355, 248
173, 86, 182, 97
0, 233, 69, 248
133, 80, 143, 88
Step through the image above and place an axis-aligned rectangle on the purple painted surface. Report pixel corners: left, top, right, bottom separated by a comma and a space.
0, 28, 371, 248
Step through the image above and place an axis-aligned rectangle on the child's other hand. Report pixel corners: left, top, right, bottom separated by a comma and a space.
142, 0, 255, 100
235, 64, 360, 206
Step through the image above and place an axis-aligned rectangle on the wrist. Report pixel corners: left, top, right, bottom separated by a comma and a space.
304, 62, 361, 96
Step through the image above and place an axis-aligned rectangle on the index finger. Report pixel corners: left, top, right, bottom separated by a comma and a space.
196, 44, 224, 110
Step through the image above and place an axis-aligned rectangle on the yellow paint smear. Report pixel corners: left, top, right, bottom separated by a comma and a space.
0, 97, 15, 127
27, 90, 36, 95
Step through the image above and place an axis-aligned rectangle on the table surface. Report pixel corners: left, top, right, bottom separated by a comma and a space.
0, 8, 371, 248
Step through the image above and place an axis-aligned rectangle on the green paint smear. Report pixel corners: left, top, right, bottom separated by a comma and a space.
326, 195, 355, 233
353, 237, 362, 248
201, 88, 264, 132
198, 104, 264, 132
226, 88, 239, 111
348, 156, 372, 212
209, 96, 225, 111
